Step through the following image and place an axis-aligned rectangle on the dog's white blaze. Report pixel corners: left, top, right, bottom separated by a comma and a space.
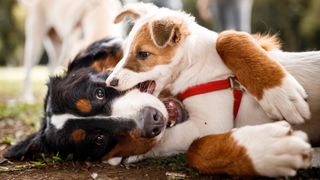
50, 114, 129, 130
51, 114, 78, 129
111, 89, 168, 127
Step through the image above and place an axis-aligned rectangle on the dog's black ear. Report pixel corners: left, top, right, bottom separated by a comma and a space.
67, 38, 123, 73
150, 18, 189, 48
3, 132, 44, 160
114, 3, 157, 23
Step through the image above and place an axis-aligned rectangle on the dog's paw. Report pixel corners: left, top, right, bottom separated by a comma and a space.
106, 157, 123, 166
258, 74, 310, 124
233, 121, 312, 177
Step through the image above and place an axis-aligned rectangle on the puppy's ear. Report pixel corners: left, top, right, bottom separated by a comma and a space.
114, 3, 157, 23
3, 132, 44, 160
150, 18, 189, 48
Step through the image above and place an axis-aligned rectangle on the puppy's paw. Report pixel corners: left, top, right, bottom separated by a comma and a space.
258, 74, 310, 124
234, 121, 312, 177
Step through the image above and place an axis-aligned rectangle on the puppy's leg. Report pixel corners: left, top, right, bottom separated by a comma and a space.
187, 121, 311, 177
22, 11, 46, 103
216, 30, 310, 124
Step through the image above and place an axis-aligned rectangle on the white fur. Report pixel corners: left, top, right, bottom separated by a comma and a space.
21, 0, 124, 103
107, 5, 317, 176
233, 121, 311, 177
51, 114, 77, 129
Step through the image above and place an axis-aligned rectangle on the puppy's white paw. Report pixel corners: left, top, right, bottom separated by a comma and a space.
233, 121, 312, 177
258, 74, 310, 124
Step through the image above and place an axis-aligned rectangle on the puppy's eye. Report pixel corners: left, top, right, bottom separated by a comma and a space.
136, 51, 150, 60
95, 88, 105, 100
94, 135, 105, 146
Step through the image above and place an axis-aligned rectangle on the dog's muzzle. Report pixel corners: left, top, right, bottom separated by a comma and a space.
139, 106, 165, 138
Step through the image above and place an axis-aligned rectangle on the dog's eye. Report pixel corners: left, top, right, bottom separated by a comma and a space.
94, 135, 105, 146
95, 88, 105, 100
136, 51, 150, 60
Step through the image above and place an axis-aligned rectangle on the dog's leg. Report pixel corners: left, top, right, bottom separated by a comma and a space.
216, 30, 310, 124
43, 30, 61, 74
187, 121, 311, 177
22, 12, 46, 103
108, 120, 200, 166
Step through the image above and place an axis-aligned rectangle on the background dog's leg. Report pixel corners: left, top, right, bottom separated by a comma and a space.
216, 30, 310, 124
187, 121, 311, 177
22, 11, 46, 104
44, 30, 61, 74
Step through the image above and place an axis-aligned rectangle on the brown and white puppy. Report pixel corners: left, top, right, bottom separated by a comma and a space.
20, 0, 124, 103
105, 3, 320, 177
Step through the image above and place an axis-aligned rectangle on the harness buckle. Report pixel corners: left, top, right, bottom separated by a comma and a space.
229, 76, 245, 92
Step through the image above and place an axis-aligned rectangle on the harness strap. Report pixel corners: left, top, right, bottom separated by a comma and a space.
177, 77, 243, 120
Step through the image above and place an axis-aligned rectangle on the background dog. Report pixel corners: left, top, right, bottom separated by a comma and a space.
20, 0, 124, 103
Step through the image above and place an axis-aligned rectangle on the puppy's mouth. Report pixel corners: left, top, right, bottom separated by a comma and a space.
162, 98, 189, 128
136, 80, 156, 94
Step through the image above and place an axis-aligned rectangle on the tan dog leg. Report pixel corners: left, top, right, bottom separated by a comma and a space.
216, 30, 310, 124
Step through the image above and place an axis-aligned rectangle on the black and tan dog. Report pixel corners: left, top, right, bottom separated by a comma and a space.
4, 38, 187, 161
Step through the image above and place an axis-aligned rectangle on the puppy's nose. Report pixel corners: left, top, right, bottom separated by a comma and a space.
110, 78, 119, 87
139, 106, 165, 138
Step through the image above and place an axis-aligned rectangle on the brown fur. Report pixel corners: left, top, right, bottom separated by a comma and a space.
187, 132, 257, 176
150, 19, 178, 47
102, 130, 156, 160
253, 33, 281, 51
114, 9, 140, 24
71, 129, 86, 143
124, 24, 176, 72
76, 99, 92, 113
216, 30, 285, 99
91, 52, 122, 72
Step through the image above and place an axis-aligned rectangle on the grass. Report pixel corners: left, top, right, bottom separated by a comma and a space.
0, 66, 48, 128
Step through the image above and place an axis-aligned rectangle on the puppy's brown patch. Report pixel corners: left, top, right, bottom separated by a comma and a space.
124, 18, 189, 72
216, 30, 285, 99
124, 24, 174, 72
71, 129, 86, 143
187, 132, 257, 176
253, 33, 281, 51
76, 99, 92, 113
102, 130, 156, 160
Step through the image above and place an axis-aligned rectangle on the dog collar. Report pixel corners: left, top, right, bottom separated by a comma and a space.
177, 77, 244, 120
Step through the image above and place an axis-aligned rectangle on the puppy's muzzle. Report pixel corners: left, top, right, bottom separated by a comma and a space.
139, 106, 165, 138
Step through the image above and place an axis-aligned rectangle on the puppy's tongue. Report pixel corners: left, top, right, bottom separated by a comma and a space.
163, 98, 188, 128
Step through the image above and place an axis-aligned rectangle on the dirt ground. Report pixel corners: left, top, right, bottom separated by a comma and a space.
1, 118, 320, 180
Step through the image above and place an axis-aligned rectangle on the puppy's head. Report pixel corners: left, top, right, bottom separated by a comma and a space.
106, 3, 192, 95
4, 37, 174, 161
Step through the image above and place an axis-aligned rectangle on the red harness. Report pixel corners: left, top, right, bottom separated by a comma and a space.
177, 77, 244, 120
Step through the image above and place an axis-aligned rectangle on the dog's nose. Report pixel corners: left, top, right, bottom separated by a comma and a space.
110, 78, 119, 87
139, 106, 165, 138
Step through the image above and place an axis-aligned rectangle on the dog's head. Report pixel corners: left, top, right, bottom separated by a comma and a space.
106, 3, 193, 95
4, 38, 188, 161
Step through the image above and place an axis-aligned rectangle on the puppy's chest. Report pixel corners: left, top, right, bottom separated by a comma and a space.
184, 90, 273, 134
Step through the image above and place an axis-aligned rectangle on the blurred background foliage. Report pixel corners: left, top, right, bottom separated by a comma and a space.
0, 0, 320, 66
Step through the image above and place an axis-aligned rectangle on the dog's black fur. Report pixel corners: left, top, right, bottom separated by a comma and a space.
4, 38, 140, 161
4, 37, 188, 161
